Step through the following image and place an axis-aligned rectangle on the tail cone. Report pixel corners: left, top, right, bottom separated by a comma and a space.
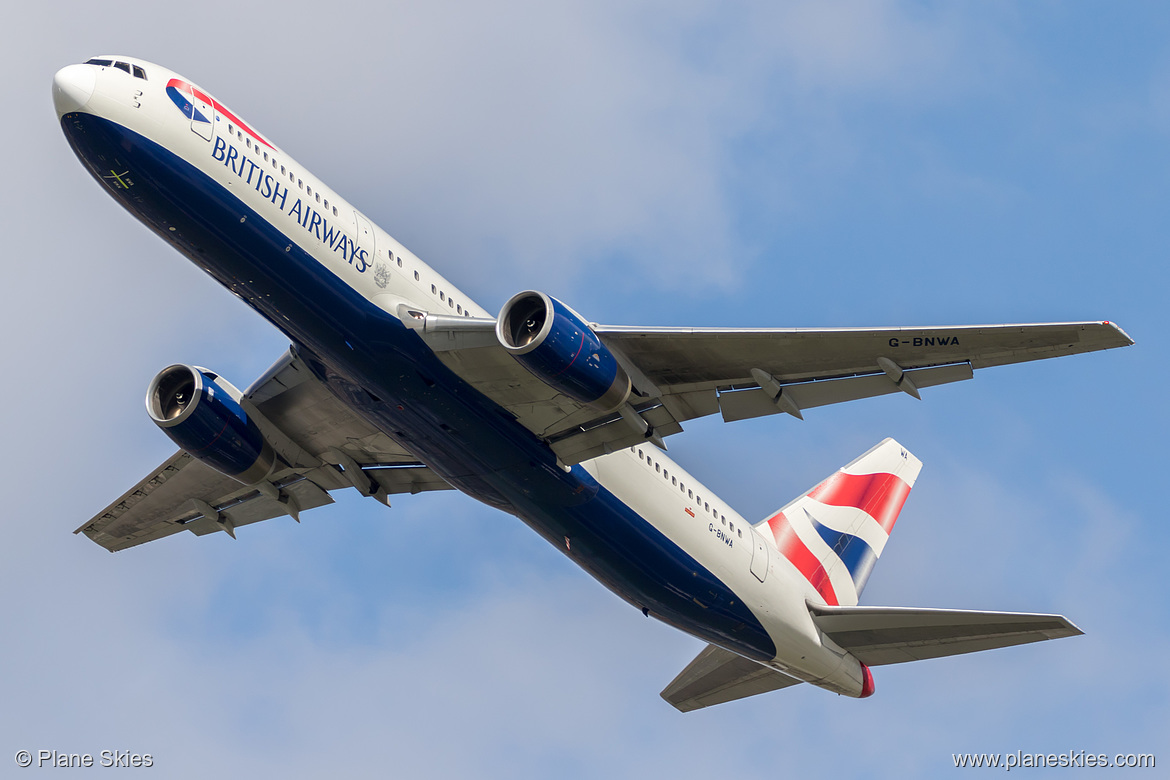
859, 663, 876, 698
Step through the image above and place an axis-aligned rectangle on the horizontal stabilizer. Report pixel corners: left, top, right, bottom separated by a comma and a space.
661, 644, 802, 712
809, 604, 1082, 666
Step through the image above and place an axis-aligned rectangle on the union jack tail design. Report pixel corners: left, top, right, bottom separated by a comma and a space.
757, 438, 922, 607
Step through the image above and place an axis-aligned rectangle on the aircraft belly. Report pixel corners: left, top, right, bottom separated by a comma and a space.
506, 477, 777, 662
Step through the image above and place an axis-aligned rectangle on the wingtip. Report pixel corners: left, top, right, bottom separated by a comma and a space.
1058, 615, 1085, 638
1100, 320, 1135, 347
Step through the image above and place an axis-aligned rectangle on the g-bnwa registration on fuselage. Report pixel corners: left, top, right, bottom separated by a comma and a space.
54, 56, 1132, 711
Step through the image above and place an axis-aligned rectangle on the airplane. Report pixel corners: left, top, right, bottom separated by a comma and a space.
53, 56, 1132, 711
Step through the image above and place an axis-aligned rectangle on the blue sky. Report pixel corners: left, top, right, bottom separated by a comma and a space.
2, 2, 1166, 777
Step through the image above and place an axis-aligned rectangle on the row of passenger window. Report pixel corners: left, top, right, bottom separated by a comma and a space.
430, 283, 471, 316
400, 265, 470, 316
225, 121, 473, 317
635, 448, 741, 538
227, 124, 342, 218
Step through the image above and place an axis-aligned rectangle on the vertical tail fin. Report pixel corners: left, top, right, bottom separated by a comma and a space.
757, 438, 922, 607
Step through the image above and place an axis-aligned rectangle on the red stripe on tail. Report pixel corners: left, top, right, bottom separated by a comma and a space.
807, 472, 911, 534
767, 511, 838, 605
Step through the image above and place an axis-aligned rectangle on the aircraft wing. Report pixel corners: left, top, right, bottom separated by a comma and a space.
660, 643, 803, 712
808, 604, 1083, 666
77, 349, 452, 552
423, 315, 1132, 465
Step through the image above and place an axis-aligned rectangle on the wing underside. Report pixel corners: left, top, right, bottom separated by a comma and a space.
83, 317, 1132, 548
78, 348, 452, 552
420, 316, 1132, 465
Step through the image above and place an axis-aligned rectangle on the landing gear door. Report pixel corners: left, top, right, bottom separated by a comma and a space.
749, 529, 769, 583
189, 91, 215, 142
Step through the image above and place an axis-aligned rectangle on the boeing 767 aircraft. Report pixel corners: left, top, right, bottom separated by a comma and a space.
54, 56, 1132, 710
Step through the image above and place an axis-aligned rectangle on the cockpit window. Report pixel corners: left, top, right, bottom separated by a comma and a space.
113, 61, 132, 75
132, 65, 147, 80
85, 58, 113, 67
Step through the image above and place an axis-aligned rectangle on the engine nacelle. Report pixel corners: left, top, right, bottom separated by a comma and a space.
496, 291, 631, 413
146, 364, 277, 485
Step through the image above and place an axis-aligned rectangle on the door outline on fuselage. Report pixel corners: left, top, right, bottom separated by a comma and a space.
750, 529, 769, 583
189, 92, 215, 142
355, 212, 375, 257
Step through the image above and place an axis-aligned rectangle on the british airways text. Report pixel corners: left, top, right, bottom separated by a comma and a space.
211, 137, 369, 273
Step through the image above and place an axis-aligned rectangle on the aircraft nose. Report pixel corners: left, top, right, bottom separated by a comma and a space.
53, 64, 96, 115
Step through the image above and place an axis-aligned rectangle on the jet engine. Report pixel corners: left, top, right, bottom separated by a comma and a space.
146, 364, 277, 485
496, 291, 631, 413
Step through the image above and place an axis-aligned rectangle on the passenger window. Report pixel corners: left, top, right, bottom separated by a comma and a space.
704, 502, 709, 511
738, 529, 742, 538
397, 257, 402, 267
671, 477, 677, 486
414, 271, 420, 281
655, 464, 660, 473
298, 179, 303, 189
431, 284, 437, 294
440, 292, 445, 302
324, 199, 329, 209
449, 299, 455, 308
280, 165, 286, 174
688, 489, 693, 499
228, 124, 235, 134
333, 206, 338, 216
307, 185, 312, 196
246, 137, 252, 149
457, 305, 462, 314
316, 193, 321, 203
